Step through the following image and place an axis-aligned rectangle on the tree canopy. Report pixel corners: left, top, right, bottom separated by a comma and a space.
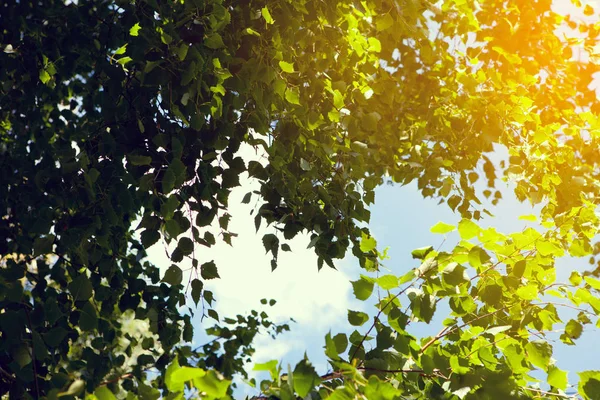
2, 0, 600, 398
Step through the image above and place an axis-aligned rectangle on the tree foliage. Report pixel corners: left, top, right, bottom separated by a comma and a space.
2, 0, 600, 398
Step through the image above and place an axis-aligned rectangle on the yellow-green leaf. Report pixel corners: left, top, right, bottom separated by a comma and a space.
285, 87, 300, 105
458, 219, 480, 240
548, 366, 568, 390
129, 23, 141, 36
279, 61, 294, 73
430, 221, 456, 234
114, 44, 127, 55
39, 69, 51, 84
261, 6, 274, 24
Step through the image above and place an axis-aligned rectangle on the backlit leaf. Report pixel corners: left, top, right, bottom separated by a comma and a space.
293, 358, 320, 397
279, 61, 295, 73
351, 276, 374, 300
430, 221, 456, 234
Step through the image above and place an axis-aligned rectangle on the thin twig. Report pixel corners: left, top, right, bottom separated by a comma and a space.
419, 307, 507, 354
319, 367, 442, 382
350, 282, 415, 362
522, 386, 578, 399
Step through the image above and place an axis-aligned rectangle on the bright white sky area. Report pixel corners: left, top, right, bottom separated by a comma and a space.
142, 0, 600, 396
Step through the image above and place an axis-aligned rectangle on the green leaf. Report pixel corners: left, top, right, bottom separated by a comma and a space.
201, 261, 219, 280
548, 366, 568, 390
242, 27, 261, 36
191, 279, 203, 306
128, 154, 152, 166
181, 61, 198, 86
300, 158, 311, 171
480, 283, 503, 307
565, 319, 583, 340
430, 221, 456, 234
348, 310, 369, 326
193, 370, 230, 398
458, 219, 480, 240
511, 260, 526, 278
165, 356, 184, 392
417, 258, 438, 277
254, 360, 279, 379
61, 380, 85, 397
333, 90, 345, 109
94, 386, 117, 400
399, 269, 416, 284
279, 61, 295, 73
468, 246, 491, 270
519, 214, 537, 221
165, 219, 181, 239
160, 30, 172, 44
204, 33, 225, 49
516, 284, 538, 300
411, 245, 433, 260
162, 168, 176, 194
178, 237, 194, 255
360, 233, 377, 253
585, 276, 600, 291
262, 234, 279, 258
332, 333, 348, 354
44, 327, 67, 347
377, 275, 398, 290
525, 340, 552, 370
503, 344, 527, 374
114, 44, 127, 55
376, 13, 394, 31
367, 37, 381, 53
351, 276, 374, 301
293, 358, 320, 398
328, 387, 355, 400
410, 292, 436, 323
31, 332, 48, 361
13, 345, 31, 368
242, 192, 252, 204
33, 235, 55, 256
129, 22, 141, 36
171, 366, 206, 383
261, 6, 274, 24
441, 263, 468, 286
176, 43, 189, 61
162, 265, 183, 286
79, 301, 98, 331
324, 332, 340, 360
141, 229, 160, 249
578, 370, 600, 400
570, 271, 583, 286
137, 119, 145, 133
117, 56, 132, 66
285, 87, 300, 105
450, 355, 470, 374
68, 274, 93, 301
39, 69, 51, 84
536, 240, 564, 257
